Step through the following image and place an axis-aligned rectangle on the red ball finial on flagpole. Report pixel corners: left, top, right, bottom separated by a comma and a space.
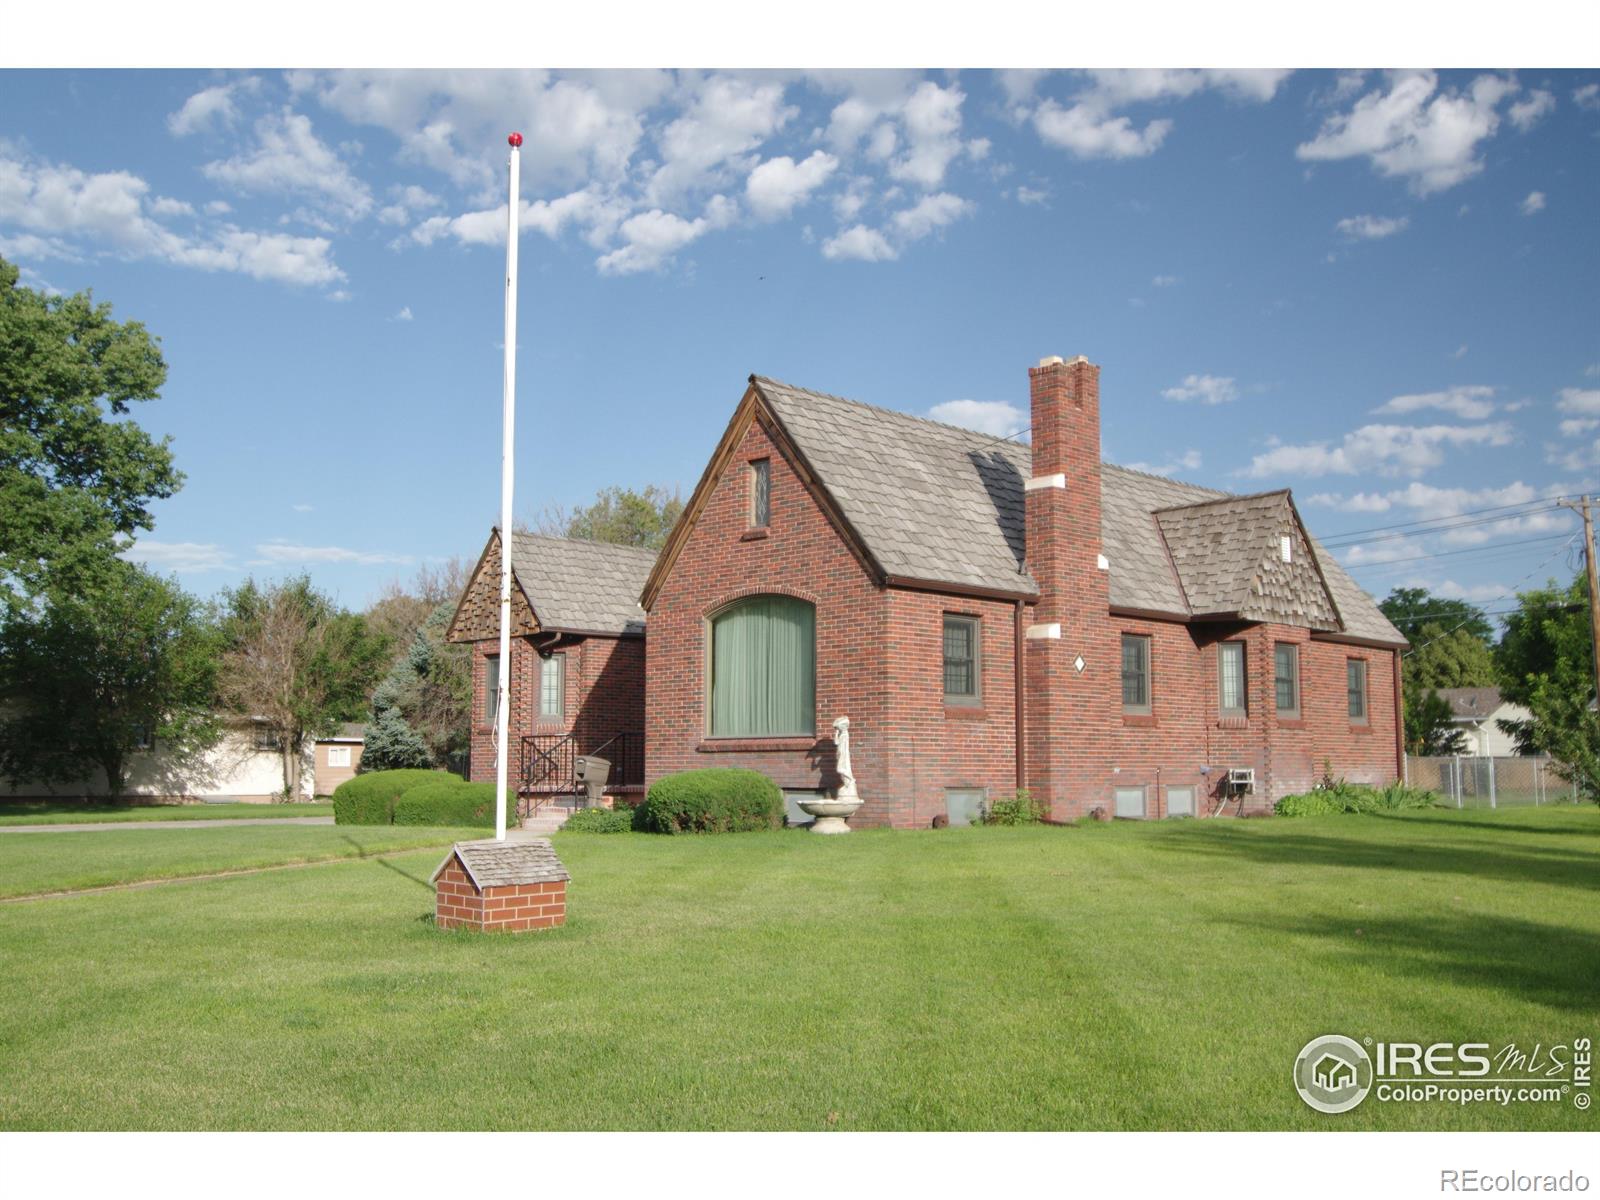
508, 132, 523, 147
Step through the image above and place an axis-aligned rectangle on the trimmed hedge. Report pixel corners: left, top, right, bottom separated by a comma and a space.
637, 768, 784, 834
561, 805, 634, 834
332, 769, 461, 825
1275, 781, 1438, 817
393, 780, 517, 828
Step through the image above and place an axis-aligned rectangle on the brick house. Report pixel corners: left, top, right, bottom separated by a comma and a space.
447, 530, 654, 809
637, 355, 1407, 826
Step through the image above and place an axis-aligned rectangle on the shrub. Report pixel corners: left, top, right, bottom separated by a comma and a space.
979, 789, 1044, 826
637, 768, 784, 834
393, 780, 517, 828
562, 805, 634, 834
1275, 781, 1438, 817
332, 768, 460, 824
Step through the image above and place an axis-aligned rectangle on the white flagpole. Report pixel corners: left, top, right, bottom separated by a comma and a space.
494, 131, 522, 842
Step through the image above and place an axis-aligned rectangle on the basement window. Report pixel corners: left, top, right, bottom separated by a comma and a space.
1114, 786, 1147, 819
945, 788, 986, 826
1166, 786, 1195, 817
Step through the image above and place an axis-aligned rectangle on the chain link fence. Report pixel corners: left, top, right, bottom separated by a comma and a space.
1406, 754, 1578, 808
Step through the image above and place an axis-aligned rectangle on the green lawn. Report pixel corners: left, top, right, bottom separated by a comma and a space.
0, 801, 334, 826
0, 824, 478, 898
0, 807, 1594, 1130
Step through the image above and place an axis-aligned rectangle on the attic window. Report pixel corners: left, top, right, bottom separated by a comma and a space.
1280, 535, 1293, 563
750, 459, 771, 528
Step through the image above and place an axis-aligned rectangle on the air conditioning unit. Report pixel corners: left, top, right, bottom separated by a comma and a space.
1226, 768, 1256, 794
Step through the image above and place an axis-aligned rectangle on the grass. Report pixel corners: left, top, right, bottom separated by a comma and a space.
0, 825, 480, 898
0, 801, 334, 826
0, 806, 1594, 1130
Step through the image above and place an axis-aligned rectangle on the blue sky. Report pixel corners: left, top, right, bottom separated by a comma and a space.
2, 67, 1597, 617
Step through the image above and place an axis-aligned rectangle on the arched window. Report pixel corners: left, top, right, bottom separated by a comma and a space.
709, 595, 816, 737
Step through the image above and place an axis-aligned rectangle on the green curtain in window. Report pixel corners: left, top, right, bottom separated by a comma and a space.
711, 596, 815, 736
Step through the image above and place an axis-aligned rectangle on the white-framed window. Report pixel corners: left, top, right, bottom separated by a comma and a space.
327, 745, 352, 768
485, 655, 501, 725
1114, 786, 1147, 819
539, 653, 565, 721
1218, 640, 1247, 718
942, 614, 981, 705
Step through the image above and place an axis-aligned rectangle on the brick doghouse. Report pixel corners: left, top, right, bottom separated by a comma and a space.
431, 838, 569, 933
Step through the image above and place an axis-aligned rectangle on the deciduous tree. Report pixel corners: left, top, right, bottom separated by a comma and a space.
536, 484, 683, 549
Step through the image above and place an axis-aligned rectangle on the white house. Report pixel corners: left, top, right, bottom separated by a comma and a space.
1436, 687, 1532, 757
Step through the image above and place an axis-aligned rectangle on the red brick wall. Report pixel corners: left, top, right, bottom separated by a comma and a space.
434, 855, 566, 932
468, 634, 645, 787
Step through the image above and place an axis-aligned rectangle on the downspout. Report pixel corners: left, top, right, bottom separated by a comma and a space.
1393, 647, 1406, 785
1014, 598, 1027, 793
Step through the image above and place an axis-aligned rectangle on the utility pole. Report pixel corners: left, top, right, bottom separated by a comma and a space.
1557, 495, 1600, 705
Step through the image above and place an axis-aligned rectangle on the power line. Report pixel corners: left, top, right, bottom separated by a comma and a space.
1315, 493, 1579, 544
1402, 535, 1581, 657
1341, 532, 1572, 571
1320, 503, 1571, 550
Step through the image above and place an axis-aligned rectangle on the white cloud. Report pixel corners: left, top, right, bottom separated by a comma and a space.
0, 146, 343, 287
821, 224, 897, 262
646, 77, 795, 205
1453, 344, 1469, 359
1152, 274, 1180, 287
393, 306, 413, 321
1015, 185, 1048, 206
594, 199, 731, 276
889, 82, 967, 189
1124, 449, 1203, 477
1335, 213, 1409, 240
745, 150, 837, 220
1373, 385, 1496, 420
123, 540, 233, 572
149, 196, 195, 217
203, 110, 373, 221
167, 80, 257, 137
1520, 190, 1546, 216
927, 399, 1028, 438
1575, 83, 1600, 111
889, 192, 971, 240
0, 231, 81, 261
1244, 422, 1514, 478
1557, 388, 1600, 416
1028, 70, 1288, 161
1162, 374, 1239, 405
1509, 89, 1556, 131
1559, 418, 1599, 437
254, 541, 412, 566
1296, 71, 1516, 195
204, 199, 231, 215
291, 503, 315, 512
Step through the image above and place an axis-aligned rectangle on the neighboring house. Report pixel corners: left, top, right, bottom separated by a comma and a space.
313, 723, 366, 795
459, 354, 1406, 827
448, 532, 654, 805
0, 717, 314, 803
1435, 687, 1532, 756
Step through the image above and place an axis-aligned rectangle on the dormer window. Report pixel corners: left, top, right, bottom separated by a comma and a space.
750, 459, 771, 528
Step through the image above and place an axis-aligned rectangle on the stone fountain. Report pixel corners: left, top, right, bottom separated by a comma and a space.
798, 716, 865, 834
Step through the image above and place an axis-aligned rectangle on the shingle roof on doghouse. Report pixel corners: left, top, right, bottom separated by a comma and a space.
430, 838, 570, 890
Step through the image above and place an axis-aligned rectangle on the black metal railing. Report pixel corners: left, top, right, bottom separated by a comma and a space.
584, 731, 644, 789
520, 734, 574, 795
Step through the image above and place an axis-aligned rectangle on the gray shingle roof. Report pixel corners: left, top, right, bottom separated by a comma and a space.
510, 532, 656, 635
430, 837, 570, 890
1436, 686, 1507, 718
753, 375, 1405, 646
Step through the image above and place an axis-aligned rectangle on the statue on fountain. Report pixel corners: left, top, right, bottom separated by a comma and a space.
796, 715, 865, 834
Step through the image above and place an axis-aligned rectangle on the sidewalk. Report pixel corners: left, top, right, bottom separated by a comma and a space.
0, 817, 337, 834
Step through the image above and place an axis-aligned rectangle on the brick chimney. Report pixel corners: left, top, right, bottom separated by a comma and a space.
1023, 354, 1110, 819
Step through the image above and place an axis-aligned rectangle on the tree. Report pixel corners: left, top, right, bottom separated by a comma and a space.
0, 257, 181, 609
1380, 587, 1495, 646
0, 561, 219, 797
362, 601, 472, 771
217, 576, 390, 799
536, 484, 683, 549
1403, 620, 1498, 690
1494, 574, 1597, 799
1402, 682, 1467, 756
365, 557, 470, 673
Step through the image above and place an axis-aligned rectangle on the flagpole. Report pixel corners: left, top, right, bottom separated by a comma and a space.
494, 131, 522, 842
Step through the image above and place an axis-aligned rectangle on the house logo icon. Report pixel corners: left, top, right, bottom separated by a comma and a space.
1294, 1035, 1373, 1114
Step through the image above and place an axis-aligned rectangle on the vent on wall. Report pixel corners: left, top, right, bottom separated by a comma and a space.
1280, 535, 1293, 563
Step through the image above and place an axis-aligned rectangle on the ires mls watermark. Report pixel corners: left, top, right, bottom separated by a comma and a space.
1293, 1034, 1592, 1114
